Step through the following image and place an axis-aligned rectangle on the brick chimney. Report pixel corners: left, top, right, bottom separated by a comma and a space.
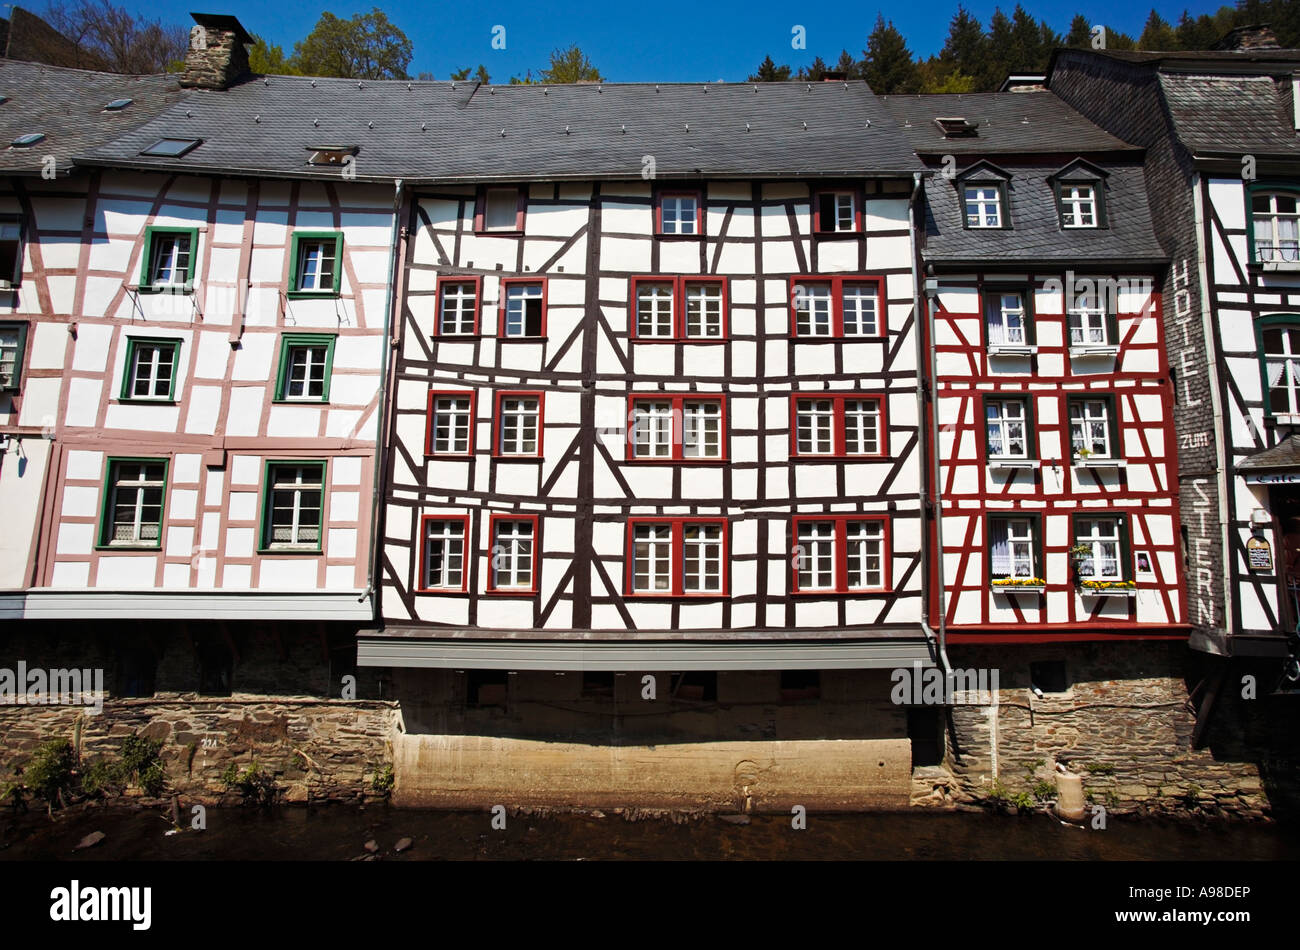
1212, 24, 1282, 51
179, 13, 252, 90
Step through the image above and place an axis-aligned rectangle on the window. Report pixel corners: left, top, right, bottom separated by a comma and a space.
1261, 320, 1300, 416
814, 190, 859, 234
103, 98, 133, 111
500, 279, 545, 337
790, 276, 882, 337
140, 138, 201, 157
139, 227, 198, 292
420, 515, 469, 591
260, 462, 325, 552
1069, 397, 1116, 458
495, 391, 543, 457
274, 334, 336, 402
627, 395, 726, 461
435, 278, 481, 336
306, 144, 358, 166
0, 321, 28, 391
121, 338, 180, 401
989, 516, 1040, 581
657, 191, 702, 236
488, 515, 538, 593
289, 232, 343, 296
792, 516, 888, 593
627, 519, 728, 596
426, 390, 476, 455
1251, 190, 1300, 263
985, 290, 1031, 347
791, 394, 884, 457
985, 399, 1030, 460
0, 215, 22, 287
99, 459, 167, 548
630, 276, 728, 340
963, 184, 1003, 228
476, 186, 524, 233
1073, 516, 1126, 581
1059, 183, 1098, 228
11, 132, 44, 147
1067, 291, 1115, 347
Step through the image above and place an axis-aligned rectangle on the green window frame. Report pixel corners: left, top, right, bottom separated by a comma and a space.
120, 337, 181, 402
273, 333, 336, 402
983, 285, 1036, 347
987, 512, 1043, 582
138, 226, 199, 293
1255, 314, 1300, 419
1070, 512, 1131, 583
983, 395, 1035, 461
287, 231, 344, 298
97, 457, 168, 549
1245, 182, 1300, 266
1053, 179, 1108, 229
1067, 393, 1121, 459
258, 460, 327, 553
0, 320, 29, 391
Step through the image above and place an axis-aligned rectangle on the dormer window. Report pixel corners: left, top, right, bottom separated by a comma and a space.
306, 145, 358, 167
1059, 184, 1098, 228
963, 184, 1004, 228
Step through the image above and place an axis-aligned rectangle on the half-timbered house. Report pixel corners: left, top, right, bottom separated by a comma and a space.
1051, 29, 1300, 723
364, 81, 939, 807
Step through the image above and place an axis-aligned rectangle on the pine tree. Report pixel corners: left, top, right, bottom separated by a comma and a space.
980, 8, 1014, 90
940, 5, 987, 77
1138, 10, 1178, 50
1065, 14, 1093, 47
749, 54, 792, 82
798, 56, 830, 81
862, 13, 921, 94
835, 49, 859, 78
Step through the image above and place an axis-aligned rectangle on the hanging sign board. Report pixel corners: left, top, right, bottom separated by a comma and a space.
1244, 472, 1300, 484
1247, 536, 1273, 572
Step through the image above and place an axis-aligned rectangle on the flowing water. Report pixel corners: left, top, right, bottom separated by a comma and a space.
1, 805, 1296, 860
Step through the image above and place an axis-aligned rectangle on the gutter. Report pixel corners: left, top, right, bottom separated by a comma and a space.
360, 177, 404, 618
910, 170, 953, 678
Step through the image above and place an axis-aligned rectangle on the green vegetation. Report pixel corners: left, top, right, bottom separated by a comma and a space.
222, 761, 278, 805
371, 764, 394, 795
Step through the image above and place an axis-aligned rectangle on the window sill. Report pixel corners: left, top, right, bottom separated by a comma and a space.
425, 452, 476, 460
1068, 345, 1119, 358
1072, 457, 1127, 469
285, 291, 341, 300
136, 285, 193, 295
492, 454, 544, 462
272, 398, 331, 405
990, 584, 1046, 594
987, 459, 1040, 470
1077, 585, 1137, 598
631, 337, 729, 344
115, 398, 177, 405
474, 229, 525, 238
257, 547, 324, 556
94, 543, 161, 552
811, 231, 863, 239
987, 344, 1037, 357
1252, 261, 1300, 273
484, 587, 539, 597
415, 586, 470, 595
626, 592, 731, 600
789, 334, 887, 342
1272, 413, 1300, 426
626, 457, 730, 465
431, 333, 485, 340
792, 454, 888, 462
791, 588, 891, 597
499, 335, 547, 343
654, 233, 705, 240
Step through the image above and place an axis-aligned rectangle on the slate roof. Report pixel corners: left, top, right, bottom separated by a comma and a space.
78, 74, 922, 182
0, 60, 187, 174
1237, 435, 1300, 472
880, 91, 1137, 155
1158, 73, 1300, 158
1053, 47, 1300, 69
918, 158, 1165, 266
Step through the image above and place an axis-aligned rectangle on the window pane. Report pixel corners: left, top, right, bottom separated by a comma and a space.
484, 189, 518, 230
637, 282, 674, 337
796, 399, 834, 454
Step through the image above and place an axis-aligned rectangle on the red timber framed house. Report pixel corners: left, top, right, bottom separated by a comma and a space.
0, 16, 396, 697
365, 81, 940, 808
1051, 27, 1300, 740
885, 88, 1189, 778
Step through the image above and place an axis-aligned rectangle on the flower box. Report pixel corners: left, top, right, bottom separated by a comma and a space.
1068, 344, 1119, 359
991, 578, 1047, 594
1072, 456, 1127, 469
1077, 581, 1137, 597
987, 458, 1041, 470
987, 344, 1038, 357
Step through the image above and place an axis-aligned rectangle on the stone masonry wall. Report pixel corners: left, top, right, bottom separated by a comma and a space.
945, 642, 1299, 819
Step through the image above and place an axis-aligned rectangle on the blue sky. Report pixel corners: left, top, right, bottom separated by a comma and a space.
138, 0, 1230, 81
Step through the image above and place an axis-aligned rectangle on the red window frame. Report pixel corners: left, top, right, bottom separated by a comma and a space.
433, 276, 483, 337
811, 187, 863, 235
790, 514, 891, 594
624, 517, 730, 597
485, 512, 540, 595
654, 189, 705, 237
493, 389, 546, 458
625, 393, 729, 462
788, 275, 885, 338
788, 393, 887, 458
424, 389, 477, 457
473, 185, 526, 235
629, 275, 729, 342
497, 277, 548, 339
417, 512, 472, 593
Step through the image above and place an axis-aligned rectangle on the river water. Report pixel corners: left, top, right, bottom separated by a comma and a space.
1, 805, 1296, 860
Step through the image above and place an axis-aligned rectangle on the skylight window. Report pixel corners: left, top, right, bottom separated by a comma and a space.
11, 133, 44, 147
104, 98, 133, 111
0, 97, 10, 106
935, 116, 978, 137
306, 145, 358, 166
141, 138, 201, 158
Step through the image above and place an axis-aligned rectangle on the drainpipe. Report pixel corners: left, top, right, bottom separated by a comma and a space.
361, 177, 405, 623
910, 171, 952, 677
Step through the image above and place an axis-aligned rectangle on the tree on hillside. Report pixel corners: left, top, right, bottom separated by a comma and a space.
940, 5, 987, 76
248, 35, 295, 75
1008, 4, 1056, 72
43, 0, 187, 72
749, 54, 793, 81
1138, 10, 1179, 49
863, 14, 920, 93
539, 45, 602, 83
290, 8, 412, 80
